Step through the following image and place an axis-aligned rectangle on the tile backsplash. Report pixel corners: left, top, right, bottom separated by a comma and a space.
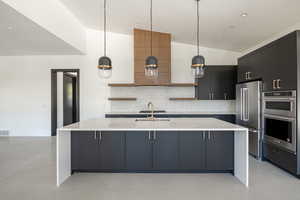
109, 87, 236, 113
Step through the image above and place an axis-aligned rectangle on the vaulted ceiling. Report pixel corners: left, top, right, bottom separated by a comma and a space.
59, 0, 300, 52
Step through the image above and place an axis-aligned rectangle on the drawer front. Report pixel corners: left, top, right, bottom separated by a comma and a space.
263, 142, 297, 174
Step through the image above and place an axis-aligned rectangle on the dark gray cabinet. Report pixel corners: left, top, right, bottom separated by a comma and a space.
206, 131, 234, 170
72, 130, 234, 172
71, 131, 100, 171
153, 132, 179, 170
179, 131, 206, 170
126, 131, 152, 170
196, 66, 237, 100
238, 31, 298, 91
71, 131, 125, 171
99, 132, 125, 170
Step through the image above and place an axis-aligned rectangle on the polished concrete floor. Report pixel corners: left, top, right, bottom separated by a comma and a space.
0, 137, 300, 200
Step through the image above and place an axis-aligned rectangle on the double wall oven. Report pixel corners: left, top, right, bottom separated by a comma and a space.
263, 91, 297, 153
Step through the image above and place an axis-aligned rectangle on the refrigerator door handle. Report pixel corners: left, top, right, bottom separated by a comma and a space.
240, 88, 244, 121
244, 88, 249, 121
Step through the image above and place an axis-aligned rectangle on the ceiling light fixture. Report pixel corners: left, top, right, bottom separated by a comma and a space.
241, 13, 248, 17
97, 0, 112, 79
191, 0, 205, 79
145, 0, 159, 79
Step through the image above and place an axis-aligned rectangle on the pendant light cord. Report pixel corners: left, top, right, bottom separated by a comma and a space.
150, 0, 153, 56
104, 0, 107, 57
197, 0, 200, 56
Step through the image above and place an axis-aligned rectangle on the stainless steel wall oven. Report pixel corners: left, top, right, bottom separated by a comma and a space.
263, 91, 297, 153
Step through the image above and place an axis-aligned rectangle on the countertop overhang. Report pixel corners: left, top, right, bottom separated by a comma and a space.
58, 118, 247, 132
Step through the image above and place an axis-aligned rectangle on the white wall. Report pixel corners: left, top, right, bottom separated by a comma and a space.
0, 29, 239, 136
1, 0, 86, 54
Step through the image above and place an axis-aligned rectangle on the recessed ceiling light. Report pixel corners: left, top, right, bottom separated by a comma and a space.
241, 13, 248, 17
7, 26, 13, 30
229, 25, 236, 29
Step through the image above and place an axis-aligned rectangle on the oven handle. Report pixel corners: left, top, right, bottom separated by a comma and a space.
263, 114, 296, 122
263, 97, 295, 101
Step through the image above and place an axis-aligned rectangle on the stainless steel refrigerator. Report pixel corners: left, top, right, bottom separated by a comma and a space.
236, 81, 262, 159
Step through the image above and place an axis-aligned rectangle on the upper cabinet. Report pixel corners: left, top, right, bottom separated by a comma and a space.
134, 29, 171, 85
238, 31, 298, 91
196, 66, 237, 100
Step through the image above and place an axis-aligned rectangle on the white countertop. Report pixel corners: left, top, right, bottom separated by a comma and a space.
59, 118, 247, 132
106, 111, 237, 115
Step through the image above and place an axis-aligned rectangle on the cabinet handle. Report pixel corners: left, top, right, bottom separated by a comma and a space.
202, 132, 206, 140
248, 72, 251, 80
94, 132, 97, 140
224, 93, 227, 100
148, 131, 151, 140
99, 132, 102, 144
272, 80, 276, 89
208, 131, 211, 140
245, 72, 248, 80
153, 131, 157, 140
277, 79, 281, 89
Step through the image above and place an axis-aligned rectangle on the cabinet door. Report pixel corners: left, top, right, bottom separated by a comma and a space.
179, 132, 205, 170
210, 68, 224, 100
196, 69, 211, 100
206, 132, 234, 170
99, 132, 125, 170
126, 131, 153, 170
271, 32, 297, 90
153, 131, 179, 170
71, 131, 100, 171
222, 68, 237, 100
237, 57, 250, 82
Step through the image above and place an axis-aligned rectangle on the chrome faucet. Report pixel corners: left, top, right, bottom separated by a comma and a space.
147, 102, 154, 119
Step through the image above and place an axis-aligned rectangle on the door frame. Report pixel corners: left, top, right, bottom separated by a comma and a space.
51, 69, 80, 136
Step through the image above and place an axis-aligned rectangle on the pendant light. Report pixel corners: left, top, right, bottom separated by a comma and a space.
145, 0, 159, 79
98, 0, 112, 79
191, 0, 205, 78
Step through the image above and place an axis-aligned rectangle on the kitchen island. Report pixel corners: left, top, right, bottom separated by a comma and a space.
57, 118, 248, 187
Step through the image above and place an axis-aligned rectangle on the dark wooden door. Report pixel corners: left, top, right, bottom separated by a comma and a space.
153, 131, 179, 170
99, 132, 125, 170
126, 131, 153, 170
71, 131, 100, 171
206, 132, 234, 170
63, 74, 74, 126
179, 131, 205, 170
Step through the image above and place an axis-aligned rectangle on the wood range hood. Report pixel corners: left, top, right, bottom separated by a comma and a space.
109, 29, 196, 87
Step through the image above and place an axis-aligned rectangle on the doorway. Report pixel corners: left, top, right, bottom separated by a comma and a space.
51, 69, 80, 136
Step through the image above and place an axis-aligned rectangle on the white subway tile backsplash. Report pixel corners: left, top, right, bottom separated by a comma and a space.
109, 87, 236, 113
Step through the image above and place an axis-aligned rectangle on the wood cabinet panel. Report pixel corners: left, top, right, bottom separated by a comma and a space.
134, 29, 171, 85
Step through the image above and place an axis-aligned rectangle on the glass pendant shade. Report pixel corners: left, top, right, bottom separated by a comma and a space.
191, 55, 205, 78
98, 56, 112, 79
145, 56, 159, 78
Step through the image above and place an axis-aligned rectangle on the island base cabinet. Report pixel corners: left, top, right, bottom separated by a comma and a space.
71, 131, 125, 172
71, 131, 100, 171
99, 132, 125, 171
206, 132, 234, 171
125, 132, 153, 170
153, 132, 179, 170
71, 131, 234, 173
179, 132, 206, 170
